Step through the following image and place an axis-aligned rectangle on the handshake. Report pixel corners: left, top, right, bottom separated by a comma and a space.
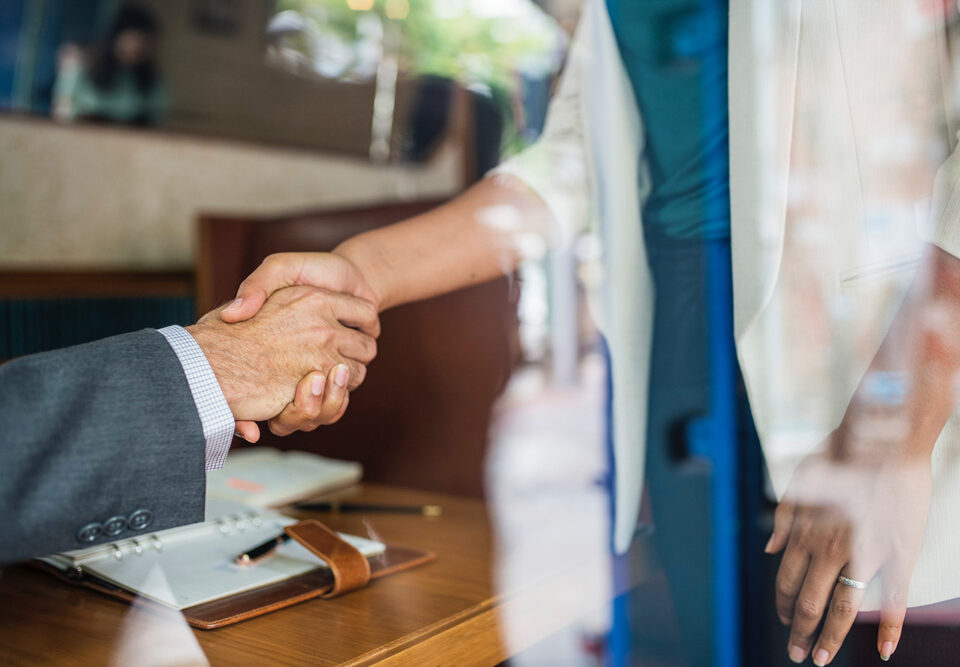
187, 252, 380, 441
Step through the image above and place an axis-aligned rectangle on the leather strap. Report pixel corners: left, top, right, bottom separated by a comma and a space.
284, 520, 371, 598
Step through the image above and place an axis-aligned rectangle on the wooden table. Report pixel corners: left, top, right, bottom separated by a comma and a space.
0, 484, 632, 666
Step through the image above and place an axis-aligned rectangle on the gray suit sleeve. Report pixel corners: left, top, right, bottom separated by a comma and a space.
0, 329, 206, 563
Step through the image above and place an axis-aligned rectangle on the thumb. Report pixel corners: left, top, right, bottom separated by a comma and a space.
765, 498, 796, 554
220, 254, 304, 323
234, 420, 261, 443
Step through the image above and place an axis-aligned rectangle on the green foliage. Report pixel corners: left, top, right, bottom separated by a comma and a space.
274, 0, 562, 152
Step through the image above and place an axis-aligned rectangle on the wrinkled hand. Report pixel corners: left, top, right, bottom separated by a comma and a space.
219, 252, 380, 439
766, 435, 931, 665
188, 285, 378, 435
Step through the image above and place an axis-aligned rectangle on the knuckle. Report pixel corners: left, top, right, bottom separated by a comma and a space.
880, 622, 902, 638
235, 276, 252, 293
885, 588, 906, 608
364, 303, 380, 328
775, 575, 798, 600
830, 598, 857, 618
363, 337, 378, 362
817, 631, 842, 651
795, 597, 822, 623
824, 531, 849, 559
358, 298, 374, 318
316, 326, 334, 345
302, 404, 323, 421
304, 290, 326, 307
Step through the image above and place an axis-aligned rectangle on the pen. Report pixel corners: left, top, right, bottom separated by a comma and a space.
293, 501, 442, 517
235, 532, 291, 565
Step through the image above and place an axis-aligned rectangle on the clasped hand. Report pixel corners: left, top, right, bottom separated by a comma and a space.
188, 258, 380, 439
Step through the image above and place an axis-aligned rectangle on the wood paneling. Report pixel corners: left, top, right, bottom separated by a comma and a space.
0, 271, 193, 298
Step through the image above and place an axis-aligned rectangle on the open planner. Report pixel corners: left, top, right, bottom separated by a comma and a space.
38, 500, 384, 611
36, 498, 435, 628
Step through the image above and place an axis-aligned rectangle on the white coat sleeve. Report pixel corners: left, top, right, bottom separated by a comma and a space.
489, 12, 594, 242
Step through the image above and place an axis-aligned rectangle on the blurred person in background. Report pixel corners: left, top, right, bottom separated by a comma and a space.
52, 3, 167, 127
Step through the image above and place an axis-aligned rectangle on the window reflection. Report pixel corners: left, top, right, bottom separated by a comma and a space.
11, 0, 960, 665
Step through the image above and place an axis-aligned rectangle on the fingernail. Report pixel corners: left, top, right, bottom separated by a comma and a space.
788, 644, 806, 663
764, 533, 776, 553
813, 648, 829, 666
334, 364, 349, 387
223, 297, 242, 312
311, 375, 325, 397
234, 431, 247, 442
880, 641, 894, 661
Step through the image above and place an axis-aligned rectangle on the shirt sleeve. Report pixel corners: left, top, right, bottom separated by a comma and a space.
488, 12, 592, 244
157, 325, 235, 471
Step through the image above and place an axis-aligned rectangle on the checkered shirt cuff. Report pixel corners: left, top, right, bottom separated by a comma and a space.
157, 325, 235, 471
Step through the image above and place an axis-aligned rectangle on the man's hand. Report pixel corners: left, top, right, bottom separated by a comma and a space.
766, 433, 931, 665
188, 285, 378, 427
216, 252, 381, 439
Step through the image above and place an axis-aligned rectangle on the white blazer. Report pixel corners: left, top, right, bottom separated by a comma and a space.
496, 0, 960, 609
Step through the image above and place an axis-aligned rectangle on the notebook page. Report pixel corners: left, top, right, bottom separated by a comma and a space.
206, 448, 362, 508
76, 515, 384, 610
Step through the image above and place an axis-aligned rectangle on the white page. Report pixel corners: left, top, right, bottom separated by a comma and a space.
205, 448, 362, 508
75, 515, 384, 610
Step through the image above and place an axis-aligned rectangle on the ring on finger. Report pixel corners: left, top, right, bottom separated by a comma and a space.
837, 574, 867, 590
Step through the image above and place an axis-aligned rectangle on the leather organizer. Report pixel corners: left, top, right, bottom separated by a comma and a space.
36, 519, 436, 629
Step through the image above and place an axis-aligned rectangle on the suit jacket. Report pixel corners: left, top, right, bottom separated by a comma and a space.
0, 329, 206, 563
496, 0, 960, 608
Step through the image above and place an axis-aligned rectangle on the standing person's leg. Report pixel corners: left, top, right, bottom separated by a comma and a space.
628, 236, 716, 665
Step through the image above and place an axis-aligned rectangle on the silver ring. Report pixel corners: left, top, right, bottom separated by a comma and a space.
838, 574, 867, 590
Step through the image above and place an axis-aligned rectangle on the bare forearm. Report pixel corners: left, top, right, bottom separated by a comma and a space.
843, 245, 960, 460
333, 175, 552, 311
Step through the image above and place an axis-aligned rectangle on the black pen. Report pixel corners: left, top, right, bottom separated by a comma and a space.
235, 532, 291, 565
293, 501, 442, 517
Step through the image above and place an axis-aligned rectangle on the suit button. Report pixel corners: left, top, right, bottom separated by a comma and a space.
128, 509, 153, 531
76, 522, 102, 544
103, 515, 127, 537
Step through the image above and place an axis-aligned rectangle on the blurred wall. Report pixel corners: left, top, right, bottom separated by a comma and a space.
137, 0, 419, 156
0, 115, 462, 270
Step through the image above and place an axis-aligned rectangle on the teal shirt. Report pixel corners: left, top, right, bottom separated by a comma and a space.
606, 0, 730, 240
54, 63, 168, 126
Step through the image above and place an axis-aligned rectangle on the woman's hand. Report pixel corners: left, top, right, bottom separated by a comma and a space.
766, 434, 932, 665
267, 363, 352, 436
235, 364, 352, 441
221, 252, 381, 323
